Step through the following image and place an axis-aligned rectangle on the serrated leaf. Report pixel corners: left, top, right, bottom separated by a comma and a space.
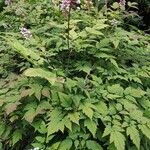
42, 87, 50, 97
85, 27, 104, 35
24, 68, 56, 85
95, 53, 114, 59
58, 92, 72, 108
139, 125, 150, 140
110, 131, 125, 150
85, 119, 97, 137
32, 143, 43, 149
51, 142, 61, 149
102, 126, 112, 137
127, 126, 140, 149
95, 101, 108, 116
58, 139, 72, 150
68, 112, 80, 125
20, 89, 30, 97
110, 59, 119, 68
24, 108, 36, 123
130, 110, 143, 122
5, 102, 21, 115
94, 24, 109, 30
108, 143, 117, 150
86, 140, 103, 150
65, 78, 77, 92
32, 84, 42, 101
124, 87, 146, 98
107, 84, 124, 96
12, 130, 22, 146
0, 123, 5, 136
69, 29, 78, 40
47, 109, 64, 136
82, 103, 94, 119
63, 117, 72, 131
35, 136, 45, 143
0, 99, 4, 107
112, 39, 120, 49
5, 37, 45, 65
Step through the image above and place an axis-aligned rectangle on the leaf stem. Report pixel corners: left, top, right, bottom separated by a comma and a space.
67, 7, 71, 51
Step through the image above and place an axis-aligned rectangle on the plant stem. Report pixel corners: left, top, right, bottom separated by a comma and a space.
66, 7, 72, 70
105, 0, 108, 17
67, 7, 71, 51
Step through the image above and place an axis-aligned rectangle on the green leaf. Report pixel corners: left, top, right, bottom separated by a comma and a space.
24, 108, 36, 123
124, 87, 146, 98
69, 29, 78, 40
139, 125, 150, 140
94, 24, 109, 30
86, 140, 103, 150
85, 27, 104, 35
95, 101, 108, 116
68, 112, 80, 125
5, 37, 45, 65
65, 78, 77, 92
0, 123, 5, 136
5, 102, 21, 115
107, 84, 124, 96
74, 140, 79, 148
130, 110, 143, 122
58, 92, 72, 108
111, 2, 120, 9
63, 117, 72, 131
0, 142, 2, 150
82, 103, 94, 119
108, 143, 117, 150
31, 84, 42, 101
95, 53, 115, 59
110, 59, 119, 68
42, 87, 50, 98
85, 119, 97, 137
51, 142, 61, 149
35, 136, 45, 143
59, 139, 72, 150
12, 130, 22, 146
127, 126, 140, 149
32, 143, 43, 149
24, 68, 56, 85
110, 131, 125, 150
47, 109, 64, 136
112, 39, 120, 49
102, 126, 112, 137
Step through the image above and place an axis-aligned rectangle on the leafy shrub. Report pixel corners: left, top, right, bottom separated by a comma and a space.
0, 0, 150, 150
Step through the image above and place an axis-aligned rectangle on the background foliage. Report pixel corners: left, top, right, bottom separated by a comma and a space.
0, 0, 150, 150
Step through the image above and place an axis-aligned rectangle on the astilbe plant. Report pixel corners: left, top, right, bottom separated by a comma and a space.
0, 1, 150, 150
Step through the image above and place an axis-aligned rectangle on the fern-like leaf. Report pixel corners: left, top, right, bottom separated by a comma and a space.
24, 68, 56, 85
110, 131, 125, 150
139, 124, 150, 140
85, 119, 97, 137
127, 126, 140, 149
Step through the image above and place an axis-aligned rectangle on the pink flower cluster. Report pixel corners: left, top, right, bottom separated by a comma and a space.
119, 0, 126, 6
5, 0, 12, 5
60, 0, 80, 15
20, 27, 32, 39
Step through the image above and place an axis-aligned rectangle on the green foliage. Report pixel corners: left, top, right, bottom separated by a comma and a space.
0, 0, 150, 150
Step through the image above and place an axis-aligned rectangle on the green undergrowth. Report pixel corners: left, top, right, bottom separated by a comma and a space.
0, 0, 150, 150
